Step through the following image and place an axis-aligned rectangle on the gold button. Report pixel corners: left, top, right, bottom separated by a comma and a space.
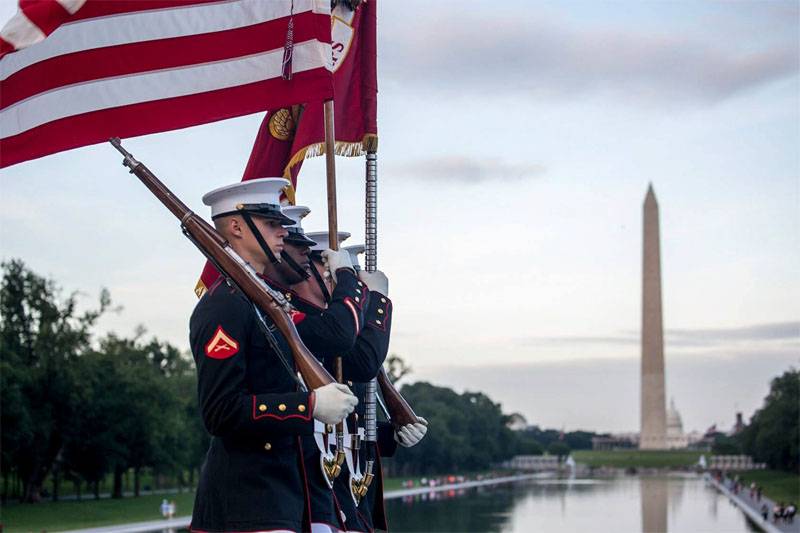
356, 289, 361, 294
278, 404, 287, 412
264, 442, 272, 451
376, 320, 382, 325
358, 281, 364, 287
377, 309, 384, 314
381, 298, 386, 303
258, 404, 267, 412
285, 293, 292, 301
298, 404, 306, 412
355, 296, 360, 303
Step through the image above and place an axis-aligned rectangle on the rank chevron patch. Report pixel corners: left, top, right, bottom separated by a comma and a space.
205, 326, 239, 359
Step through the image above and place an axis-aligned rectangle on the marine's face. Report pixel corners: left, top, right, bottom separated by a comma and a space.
284, 242, 311, 271
245, 216, 288, 260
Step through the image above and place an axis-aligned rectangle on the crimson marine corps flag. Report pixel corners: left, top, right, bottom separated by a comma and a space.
0, 0, 334, 168
195, 0, 378, 297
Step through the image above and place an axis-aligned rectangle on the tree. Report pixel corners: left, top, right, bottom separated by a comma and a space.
739, 369, 799, 473
385, 382, 518, 476
384, 353, 412, 384
547, 441, 571, 458
712, 435, 741, 455
0, 260, 110, 502
94, 334, 187, 497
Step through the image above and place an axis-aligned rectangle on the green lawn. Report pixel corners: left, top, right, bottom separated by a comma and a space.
0, 491, 196, 533
0, 471, 509, 532
732, 470, 800, 504
573, 449, 703, 468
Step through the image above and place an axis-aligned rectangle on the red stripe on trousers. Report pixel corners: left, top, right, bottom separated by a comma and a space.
1, 11, 324, 110
0, 70, 332, 168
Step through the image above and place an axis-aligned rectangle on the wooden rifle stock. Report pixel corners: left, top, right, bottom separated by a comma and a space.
109, 138, 335, 390
377, 368, 418, 427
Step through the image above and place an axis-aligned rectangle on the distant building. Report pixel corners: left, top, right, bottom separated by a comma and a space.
732, 412, 745, 435
665, 399, 688, 449
709, 455, 766, 471
502, 455, 561, 471
506, 413, 528, 432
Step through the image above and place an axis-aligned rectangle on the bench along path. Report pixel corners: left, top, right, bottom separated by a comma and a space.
705, 473, 799, 533
59, 473, 548, 533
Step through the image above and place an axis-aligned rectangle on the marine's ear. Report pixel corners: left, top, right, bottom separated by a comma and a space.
214, 215, 245, 240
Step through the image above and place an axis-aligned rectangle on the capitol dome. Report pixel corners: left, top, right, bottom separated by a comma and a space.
667, 400, 683, 434
666, 398, 689, 449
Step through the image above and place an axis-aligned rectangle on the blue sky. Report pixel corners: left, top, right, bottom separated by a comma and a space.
1, 1, 797, 432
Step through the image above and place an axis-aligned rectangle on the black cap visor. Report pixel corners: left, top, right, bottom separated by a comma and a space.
213, 203, 295, 225
284, 229, 317, 247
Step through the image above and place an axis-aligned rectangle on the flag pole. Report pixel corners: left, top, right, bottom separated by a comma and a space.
323, 99, 347, 474
324, 100, 339, 251
361, 148, 379, 496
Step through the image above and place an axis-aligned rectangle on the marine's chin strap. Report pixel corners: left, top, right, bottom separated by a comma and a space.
280, 249, 311, 280
309, 258, 332, 304
240, 211, 281, 265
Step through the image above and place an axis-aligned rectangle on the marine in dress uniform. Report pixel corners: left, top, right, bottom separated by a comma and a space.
189, 178, 358, 533
273, 211, 383, 532
299, 232, 428, 532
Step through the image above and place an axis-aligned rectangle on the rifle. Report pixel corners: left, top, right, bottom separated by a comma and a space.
377, 368, 419, 427
109, 138, 335, 391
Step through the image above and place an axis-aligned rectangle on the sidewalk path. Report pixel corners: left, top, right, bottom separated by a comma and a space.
705, 473, 800, 533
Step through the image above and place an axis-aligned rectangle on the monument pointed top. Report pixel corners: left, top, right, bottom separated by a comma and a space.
644, 183, 658, 206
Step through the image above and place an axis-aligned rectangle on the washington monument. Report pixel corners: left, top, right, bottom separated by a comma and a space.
640, 185, 667, 449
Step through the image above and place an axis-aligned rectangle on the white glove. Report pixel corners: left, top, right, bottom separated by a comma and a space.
395, 417, 428, 447
358, 270, 389, 296
320, 249, 354, 283
312, 383, 358, 425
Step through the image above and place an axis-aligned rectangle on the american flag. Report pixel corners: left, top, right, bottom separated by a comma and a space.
0, 0, 334, 168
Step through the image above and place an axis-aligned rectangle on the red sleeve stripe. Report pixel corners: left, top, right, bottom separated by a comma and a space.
344, 297, 361, 336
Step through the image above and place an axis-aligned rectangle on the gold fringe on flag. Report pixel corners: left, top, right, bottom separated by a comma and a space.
282, 134, 379, 182
362, 134, 378, 153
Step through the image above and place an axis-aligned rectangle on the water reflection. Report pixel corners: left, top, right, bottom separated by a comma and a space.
385, 474, 762, 532
641, 476, 667, 532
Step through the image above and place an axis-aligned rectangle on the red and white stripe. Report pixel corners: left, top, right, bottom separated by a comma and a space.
0, 0, 333, 168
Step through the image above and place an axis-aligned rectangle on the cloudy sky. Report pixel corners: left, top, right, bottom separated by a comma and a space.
1, 1, 798, 434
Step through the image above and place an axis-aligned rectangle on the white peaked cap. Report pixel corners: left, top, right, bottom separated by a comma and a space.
343, 244, 365, 269
281, 205, 311, 230
202, 177, 290, 219
305, 231, 351, 252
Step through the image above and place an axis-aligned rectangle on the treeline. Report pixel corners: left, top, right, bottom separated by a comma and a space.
714, 369, 799, 474
1, 260, 207, 502
383, 382, 596, 477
